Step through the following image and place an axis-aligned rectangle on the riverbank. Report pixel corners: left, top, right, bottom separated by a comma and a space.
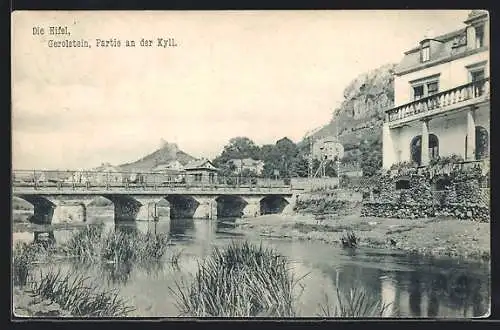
13, 287, 72, 317
234, 213, 490, 262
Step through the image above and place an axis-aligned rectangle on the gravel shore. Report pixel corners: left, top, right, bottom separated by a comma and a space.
234, 213, 490, 262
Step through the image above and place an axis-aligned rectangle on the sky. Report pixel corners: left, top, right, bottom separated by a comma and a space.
12, 10, 470, 170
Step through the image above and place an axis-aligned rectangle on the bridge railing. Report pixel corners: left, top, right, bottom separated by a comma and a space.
11, 169, 293, 191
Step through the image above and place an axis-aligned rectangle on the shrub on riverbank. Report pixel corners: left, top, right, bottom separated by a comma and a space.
171, 241, 303, 317
295, 197, 359, 216
30, 268, 135, 317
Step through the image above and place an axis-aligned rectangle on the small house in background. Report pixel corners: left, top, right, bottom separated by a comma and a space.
152, 164, 186, 184
184, 159, 218, 184
229, 158, 265, 176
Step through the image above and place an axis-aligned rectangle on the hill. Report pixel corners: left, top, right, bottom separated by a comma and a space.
118, 141, 196, 171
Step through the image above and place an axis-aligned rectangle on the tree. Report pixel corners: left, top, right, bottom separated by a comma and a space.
260, 137, 299, 178
359, 139, 382, 177
289, 156, 310, 177
213, 137, 261, 166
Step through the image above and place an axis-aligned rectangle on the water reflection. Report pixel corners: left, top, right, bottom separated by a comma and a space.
12, 217, 490, 318
380, 274, 396, 317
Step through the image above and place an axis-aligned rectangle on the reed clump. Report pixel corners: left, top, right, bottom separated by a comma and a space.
30, 268, 135, 317
100, 229, 170, 264
171, 241, 303, 317
61, 225, 170, 264
340, 231, 359, 249
13, 241, 50, 286
62, 225, 104, 261
318, 286, 393, 317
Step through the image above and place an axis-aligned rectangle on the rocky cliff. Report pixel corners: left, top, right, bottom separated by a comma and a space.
308, 63, 396, 164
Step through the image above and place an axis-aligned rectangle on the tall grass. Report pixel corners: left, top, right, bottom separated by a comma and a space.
100, 229, 170, 264
30, 268, 135, 317
62, 225, 104, 261
13, 241, 50, 286
169, 249, 183, 270
340, 231, 359, 249
170, 241, 305, 317
318, 286, 393, 317
61, 225, 170, 264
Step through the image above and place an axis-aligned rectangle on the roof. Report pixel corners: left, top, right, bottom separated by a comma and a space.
395, 11, 488, 75
152, 163, 185, 172
403, 28, 466, 54
230, 158, 264, 166
184, 159, 218, 171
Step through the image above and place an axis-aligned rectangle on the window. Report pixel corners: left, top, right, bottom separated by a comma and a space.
421, 46, 430, 62
410, 136, 422, 164
412, 80, 439, 100
413, 85, 424, 100
395, 179, 410, 190
471, 69, 485, 83
429, 134, 439, 160
194, 173, 202, 182
475, 24, 485, 48
410, 134, 439, 165
427, 81, 439, 95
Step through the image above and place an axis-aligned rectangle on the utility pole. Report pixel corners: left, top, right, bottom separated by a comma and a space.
309, 137, 313, 178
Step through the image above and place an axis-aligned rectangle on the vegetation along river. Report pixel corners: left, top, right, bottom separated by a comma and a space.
12, 214, 490, 318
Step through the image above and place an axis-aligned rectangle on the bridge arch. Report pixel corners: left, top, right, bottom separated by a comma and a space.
14, 195, 57, 224
101, 195, 170, 222
14, 195, 91, 225
216, 195, 248, 218
165, 195, 200, 219
260, 195, 290, 215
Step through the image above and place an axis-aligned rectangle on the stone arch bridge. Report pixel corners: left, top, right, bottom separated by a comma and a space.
12, 172, 298, 224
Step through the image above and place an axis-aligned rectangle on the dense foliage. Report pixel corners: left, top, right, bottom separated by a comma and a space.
212, 136, 340, 179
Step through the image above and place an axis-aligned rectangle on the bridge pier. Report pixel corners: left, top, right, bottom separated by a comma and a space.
52, 197, 95, 224
193, 196, 217, 220
281, 196, 297, 215
242, 197, 262, 218
135, 197, 170, 221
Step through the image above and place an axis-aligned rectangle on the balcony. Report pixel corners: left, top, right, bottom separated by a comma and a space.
385, 78, 489, 127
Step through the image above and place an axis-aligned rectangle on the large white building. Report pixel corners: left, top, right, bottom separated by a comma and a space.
383, 10, 490, 169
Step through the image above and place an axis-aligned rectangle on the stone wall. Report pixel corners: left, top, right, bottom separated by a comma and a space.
361, 167, 490, 222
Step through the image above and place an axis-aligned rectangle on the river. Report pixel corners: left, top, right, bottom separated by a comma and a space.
12, 215, 490, 318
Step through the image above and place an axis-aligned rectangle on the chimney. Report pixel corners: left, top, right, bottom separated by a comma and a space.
466, 25, 476, 50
